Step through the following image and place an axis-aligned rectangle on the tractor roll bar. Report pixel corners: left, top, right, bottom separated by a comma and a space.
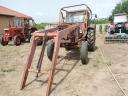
60, 4, 92, 18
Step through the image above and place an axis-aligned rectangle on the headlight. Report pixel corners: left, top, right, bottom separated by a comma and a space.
117, 24, 122, 27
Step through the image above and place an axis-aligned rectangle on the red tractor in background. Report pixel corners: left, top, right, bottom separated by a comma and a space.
0, 18, 37, 46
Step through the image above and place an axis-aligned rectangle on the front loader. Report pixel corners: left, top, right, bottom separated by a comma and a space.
20, 4, 96, 96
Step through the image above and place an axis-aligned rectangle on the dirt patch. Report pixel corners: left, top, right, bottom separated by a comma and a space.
0, 34, 128, 96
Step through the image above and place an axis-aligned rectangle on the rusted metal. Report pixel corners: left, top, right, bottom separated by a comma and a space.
20, 37, 37, 89
36, 31, 48, 77
20, 4, 96, 96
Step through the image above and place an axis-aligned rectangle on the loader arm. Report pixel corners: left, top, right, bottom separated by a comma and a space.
20, 23, 84, 96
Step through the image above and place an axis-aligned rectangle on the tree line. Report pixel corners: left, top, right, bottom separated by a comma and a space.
92, 0, 128, 24
109, 0, 128, 22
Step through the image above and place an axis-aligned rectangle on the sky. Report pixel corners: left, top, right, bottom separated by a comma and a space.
0, 0, 122, 23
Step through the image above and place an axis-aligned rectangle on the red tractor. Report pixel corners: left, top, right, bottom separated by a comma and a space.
0, 19, 37, 46
20, 4, 97, 96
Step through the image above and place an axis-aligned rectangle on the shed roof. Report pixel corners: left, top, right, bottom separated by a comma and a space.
0, 6, 32, 19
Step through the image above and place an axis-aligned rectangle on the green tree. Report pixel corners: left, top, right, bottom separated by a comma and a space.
36, 23, 48, 30
108, 15, 113, 22
90, 18, 109, 24
108, 0, 128, 22
112, 3, 122, 14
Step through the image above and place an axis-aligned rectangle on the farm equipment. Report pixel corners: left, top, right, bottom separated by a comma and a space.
20, 4, 96, 96
0, 19, 37, 46
105, 13, 128, 43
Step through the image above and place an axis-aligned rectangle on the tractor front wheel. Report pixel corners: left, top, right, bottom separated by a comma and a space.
80, 41, 88, 64
13, 36, 21, 46
47, 40, 54, 61
0, 37, 8, 46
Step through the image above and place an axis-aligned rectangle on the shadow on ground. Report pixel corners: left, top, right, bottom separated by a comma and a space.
24, 49, 89, 93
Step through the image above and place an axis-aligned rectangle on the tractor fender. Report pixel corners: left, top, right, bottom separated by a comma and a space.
82, 27, 95, 40
87, 27, 95, 31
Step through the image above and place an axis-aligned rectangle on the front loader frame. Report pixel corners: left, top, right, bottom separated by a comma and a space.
20, 4, 95, 96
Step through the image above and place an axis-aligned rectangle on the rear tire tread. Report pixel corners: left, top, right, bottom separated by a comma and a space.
13, 36, 21, 46
87, 29, 95, 51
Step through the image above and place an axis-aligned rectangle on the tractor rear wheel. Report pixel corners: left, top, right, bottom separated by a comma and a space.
28, 30, 31, 42
0, 37, 8, 46
47, 40, 54, 61
80, 41, 88, 64
87, 28, 95, 51
13, 36, 21, 46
